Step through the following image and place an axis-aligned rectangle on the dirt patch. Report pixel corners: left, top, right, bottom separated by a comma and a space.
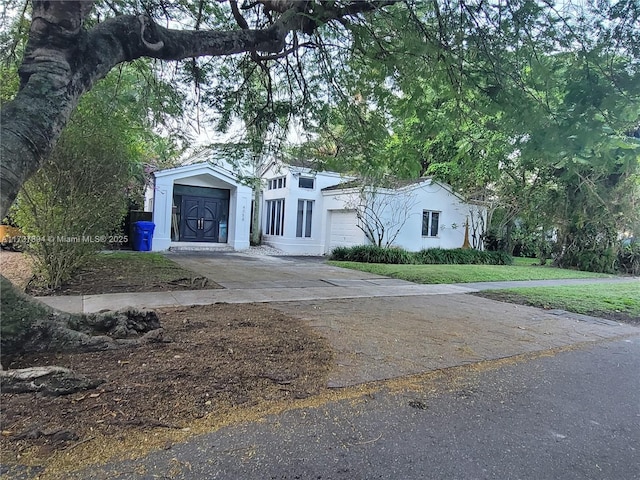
475, 291, 640, 326
0, 303, 333, 465
0, 251, 34, 291
0, 251, 218, 295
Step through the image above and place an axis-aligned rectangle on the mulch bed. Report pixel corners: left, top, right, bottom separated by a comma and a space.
0, 303, 333, 464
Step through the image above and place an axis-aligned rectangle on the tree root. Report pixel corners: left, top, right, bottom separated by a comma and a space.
0, 366, 104, 396
1, 275, 169, 395
2, 307, 168, 360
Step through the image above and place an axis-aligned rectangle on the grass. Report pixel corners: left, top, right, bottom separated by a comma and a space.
28, 251, 216, 295
328, 261, 611, 284
99, 251, 180, 269
511, 256, 547, 267
90, 252, 197, 283
479, 283, 640, 324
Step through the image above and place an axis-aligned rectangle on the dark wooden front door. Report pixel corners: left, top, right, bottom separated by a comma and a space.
180, 196, 221, 242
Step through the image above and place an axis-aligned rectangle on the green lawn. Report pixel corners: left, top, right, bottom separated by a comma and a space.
35, 251, 215, 295
99, 251, 179, 268
480, 283, 640, 323
511, 256, 547, 267
328, 261, 611, 284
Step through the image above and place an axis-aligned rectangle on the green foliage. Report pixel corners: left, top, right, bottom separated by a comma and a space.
554, 224, 619, 274
510, 223, 554, 263
330, 245, 414, 264
329, 245, 511, 266
12, 66, 177, 289
415, 248, 512, 266
294, 3, 640, 276
617, 241, 640, 276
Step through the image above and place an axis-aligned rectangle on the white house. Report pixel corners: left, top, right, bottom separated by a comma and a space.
320, 178, 487, 252
145, 158, 486, 254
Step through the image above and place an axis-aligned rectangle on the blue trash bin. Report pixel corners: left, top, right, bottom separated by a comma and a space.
132, 221, 155, 251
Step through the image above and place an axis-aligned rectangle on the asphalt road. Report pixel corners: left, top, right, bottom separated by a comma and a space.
75, 335, 640, 480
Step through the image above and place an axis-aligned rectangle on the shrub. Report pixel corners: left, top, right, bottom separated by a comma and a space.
330, 245, 512, 266
330, 245, 415, 264
618, 242, 640, 276
486, 250, 514, 265
13, 84, 146, 289
558, 247, 617, 274
416, 248, 512, 265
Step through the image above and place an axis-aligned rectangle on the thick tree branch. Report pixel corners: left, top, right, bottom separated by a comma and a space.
0, 1, 400, 219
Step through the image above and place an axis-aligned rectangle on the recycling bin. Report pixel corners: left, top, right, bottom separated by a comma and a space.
132, 221, 155, 251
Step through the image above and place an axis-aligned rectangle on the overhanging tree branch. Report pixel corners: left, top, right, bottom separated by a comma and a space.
1, 1, 401, 219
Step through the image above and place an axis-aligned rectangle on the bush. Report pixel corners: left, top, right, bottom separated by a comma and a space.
330, 245, 414, 264
330, 245, 512, 266
416, 248, 512, 265
13, 80, 147, 288
618, 241, 640, 275
554, 224, 619, 274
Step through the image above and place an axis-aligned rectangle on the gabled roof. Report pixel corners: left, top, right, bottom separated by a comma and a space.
321, 176, 487, 205
321, 177, 434, 192
152, 161, 243, 187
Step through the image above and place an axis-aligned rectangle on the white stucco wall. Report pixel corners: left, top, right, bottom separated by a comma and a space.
261, 163, 346, 254
150, 163, 251, 251
321, 180, 487, 253
393, 182, 471, 251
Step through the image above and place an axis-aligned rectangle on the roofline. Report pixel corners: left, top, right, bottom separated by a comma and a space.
153, 161, 240, 185
320, 177, 483, 205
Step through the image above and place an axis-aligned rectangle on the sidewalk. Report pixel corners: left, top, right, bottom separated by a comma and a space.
36, 275, 639, 314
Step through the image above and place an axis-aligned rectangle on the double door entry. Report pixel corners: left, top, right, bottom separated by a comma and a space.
180, 195, 228, 242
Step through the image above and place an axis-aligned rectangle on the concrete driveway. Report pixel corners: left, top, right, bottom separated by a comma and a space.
167, 251, 403, 289
166, 252, 640, 387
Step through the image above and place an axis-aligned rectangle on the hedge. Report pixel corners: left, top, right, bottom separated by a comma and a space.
330, 245, 512, 265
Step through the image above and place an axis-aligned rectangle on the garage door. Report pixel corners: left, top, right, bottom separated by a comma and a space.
329, 210, 363, 250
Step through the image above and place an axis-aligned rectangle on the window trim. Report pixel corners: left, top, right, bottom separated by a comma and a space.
265, 199, 285, 236
422, 210, 440, 237
298, 177, 315, 189
268, 176, 286, 190
296, 199, 314, 238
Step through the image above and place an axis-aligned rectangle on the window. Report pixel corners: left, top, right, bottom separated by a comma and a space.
422, 210, 440, 237
265, 199, 285, 236
296, 200, 313, 238
268, 177, 286, 190
298, 177, 314, 189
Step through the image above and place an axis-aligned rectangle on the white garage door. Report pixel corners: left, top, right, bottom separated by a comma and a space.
329, 210, 363, 250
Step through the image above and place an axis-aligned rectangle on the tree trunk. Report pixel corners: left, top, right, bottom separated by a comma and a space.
251, 183, 262, 245
1, 1, 394, 219
504, 219, 515, 255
